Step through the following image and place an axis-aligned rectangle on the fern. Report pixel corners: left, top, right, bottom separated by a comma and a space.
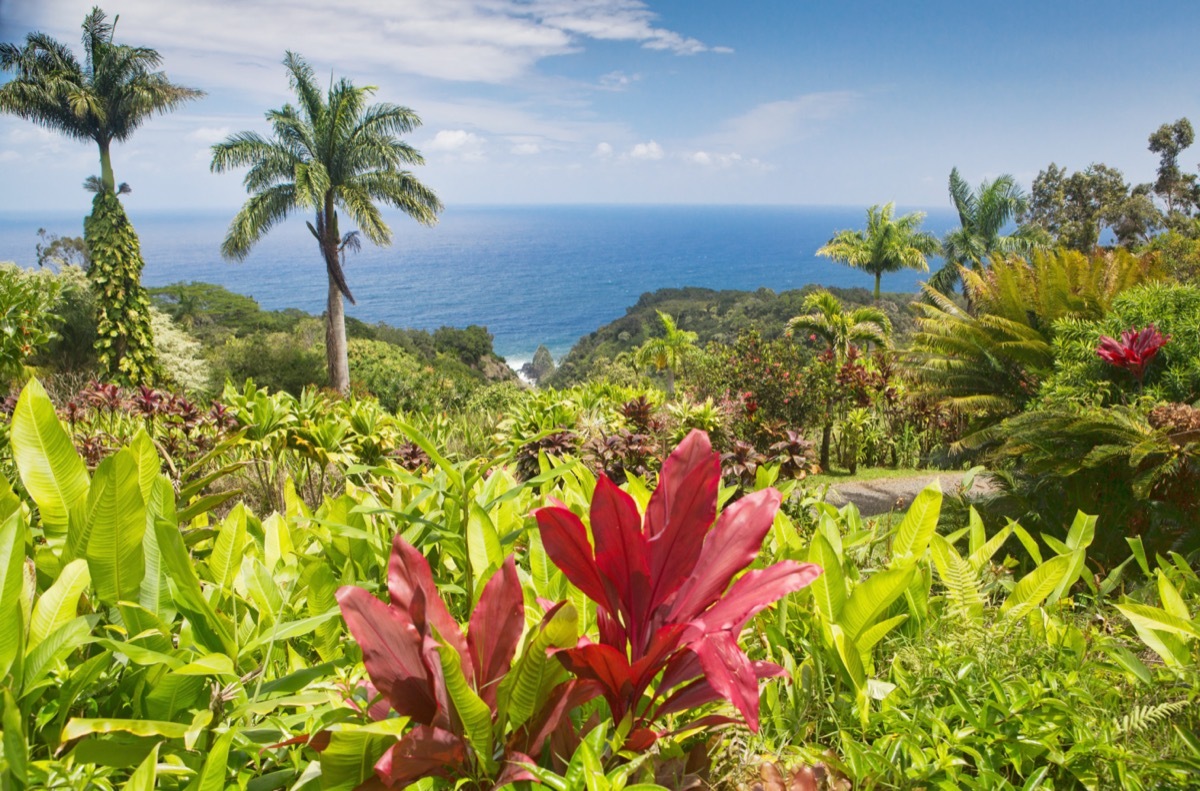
1114, 700, 1190, 737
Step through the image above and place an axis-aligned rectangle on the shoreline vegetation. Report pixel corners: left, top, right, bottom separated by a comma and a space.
2, 7, 1200, 790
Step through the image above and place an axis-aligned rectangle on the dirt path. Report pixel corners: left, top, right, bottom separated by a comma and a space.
820, 472, 990, 517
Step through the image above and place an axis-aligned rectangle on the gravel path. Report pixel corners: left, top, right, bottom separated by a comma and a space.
821, 472, 990, 517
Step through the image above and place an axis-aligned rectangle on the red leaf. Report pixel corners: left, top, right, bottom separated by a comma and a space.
630, 624, 687, 690
590, 475, 650, 628
495, 753, 539, 787
686, 561, 823, 639
694, 631, 763, 731
557, 641, 635, 720
515, 678, 604, 756
374, 725, 467, 786
657, 648, 704, 695
387, 537, 471, 685
598, 608, 627, 651
624, 727, 658, 751
467, 557, 525, 708
534, 505, 618, 614
336, 586, 440, 724
657, 660, 784, 720
666, 488, 782, 624
644, 431, 720, 616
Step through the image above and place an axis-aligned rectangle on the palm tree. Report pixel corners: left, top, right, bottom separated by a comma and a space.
786, 290, 892, 364
817, 203, 940, 300
212, 53, 442, 395
634, 311, 697, 398
0, 7, 203, 193
929, 168, 1043, 295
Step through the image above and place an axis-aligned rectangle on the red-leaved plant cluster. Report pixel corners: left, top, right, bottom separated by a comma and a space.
336, 430, 822, 787
1096, 325, 1170, 384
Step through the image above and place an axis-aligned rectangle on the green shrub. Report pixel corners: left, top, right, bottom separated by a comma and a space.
348, 337, 479, 413
0, 262, 62, 384
211, 322, 326, 395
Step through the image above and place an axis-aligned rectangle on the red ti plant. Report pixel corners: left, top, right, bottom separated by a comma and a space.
534, 430, 823, 747
336, 538, 594, 788
1096, 325, 1170, 384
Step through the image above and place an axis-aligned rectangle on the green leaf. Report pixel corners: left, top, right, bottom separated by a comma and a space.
437, 640, 494, 772
1157, 571, 1191, 621
28, 558, 90, 651
121, 743, 159, 791
139, 478, 174, 617
1115, 602, 1200, 641
807, 532, 845, 624
1126, 536, 1150, 577
127, 430, 160, 506
830, 624, 865, 692
241, 608, 340, 655
24, 616, 96, 691
85, 450, 146, 606
194, 729, 233, 791
855, 613, 909, 655
1065, 511, 1096, 552
62, 717, 192, 741
208, 503, 247, 589
2, 688, 28, 785
1001, 554, 1075, 618
467, 502, 502, 591
317, 724, 405, 791
153, 519, 236, 657
839, 567, 915, 643
11, 379, 89, 542
931, 534, 984, 623
0, 511, 26, 682
967, 524, 1012, 573
1011, 522, 1043, 565
891, 481, 941, 561
498, 603, 578, 730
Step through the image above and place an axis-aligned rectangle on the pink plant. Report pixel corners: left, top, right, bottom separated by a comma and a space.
1096, 325, 1170, 383
534, 430, 822, 748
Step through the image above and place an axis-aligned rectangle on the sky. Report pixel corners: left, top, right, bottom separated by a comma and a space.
1, 0, 1198, 213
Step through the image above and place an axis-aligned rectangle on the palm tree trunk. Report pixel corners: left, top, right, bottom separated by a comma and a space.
820, 421, 832, 470
665, 367, 675, 399
326, 274, 350, 395
873, 272, 882, 301
98, 139, 115, 193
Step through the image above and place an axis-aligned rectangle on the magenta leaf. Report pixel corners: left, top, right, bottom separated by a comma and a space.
387, 536, 472, 685
467, 556, 525, 707
374, 726, 467, 786
590, 475, 651, 628
534, 505, 618, 613
557, 642, 636, 720
687, 561, 825, 637
1096, 324, 1170, 382
694, 631, 764, 731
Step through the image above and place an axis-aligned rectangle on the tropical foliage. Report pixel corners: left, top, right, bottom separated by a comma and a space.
816, 203, 940, 300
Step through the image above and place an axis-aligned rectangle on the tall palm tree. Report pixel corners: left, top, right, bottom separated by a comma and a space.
929, 167, 1043, 295
817, 203, 940, 300
786, 290, 892, 364
212, 52, 442, 395
0, 7, 203, 193
634, 310, 697, 398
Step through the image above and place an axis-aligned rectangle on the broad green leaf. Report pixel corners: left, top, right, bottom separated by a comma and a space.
0, 511, 26, 681
261, 513, 293, 572
85, 450, 146, 606
209, 503, 247, 589
437, 641, 494, 772
1045, 549, 1086, 610
498, 603, 578, 729
1002, 554, 1074, 618
855, 613, 909, 654
891, 481, 941, 561
153, 519, 236, 657
807, 532, 845, 624
11, 379, 89, 541
967, 524, 1013, 573
241, 608, 340, 655
1157, 571, 1191, 621
28, 558, 90, 650
1101, 642, 1153, 685
23, 616, 96, 690
840, 567, 915, 643
1011, 522, 1043, 565
467, 502, 502, 590
194, 729, 233, 791
967, 506, 985, 556
2, 688, 27, 785
121, 743, 158, 791
139, 478, 174, 617
1115, 602, 1200, 641
127, 430, 160, 505
144, 673, 207, 722
0, 477, 19, 522
830, 624, 865, 692
62, 717, 192, 741
1126, 536, 1150, 576
1065, 511, 1096, 552
318, 724, 405, 791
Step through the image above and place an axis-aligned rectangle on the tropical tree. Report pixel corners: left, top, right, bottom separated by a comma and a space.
634, 310, 697, 398
817, 203, 940, 300
0, 7, 202, 194
212, 52, 442, 394
929, 168, 1043, 295
785, 289, 892, 363
0, 7, 201, 384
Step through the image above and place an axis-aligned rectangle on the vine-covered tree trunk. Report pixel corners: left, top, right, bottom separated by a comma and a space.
84, 190, 157, 384
325, 275, 350, 395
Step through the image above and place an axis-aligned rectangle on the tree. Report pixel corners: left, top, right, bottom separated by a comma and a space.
816, 203, 940, 300
634, 310, 697, 398
1149, 118, 1199, 217
1020, 163, 1159, 251
930, 168, 1043, 295
0, 7, 200, 383
785, 290, 891, 364
0, 7, 202, 194
35, 228, 89, 270
212, 52, 442, 394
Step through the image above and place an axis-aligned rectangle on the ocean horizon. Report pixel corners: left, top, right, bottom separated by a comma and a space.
0, 204, 958, 366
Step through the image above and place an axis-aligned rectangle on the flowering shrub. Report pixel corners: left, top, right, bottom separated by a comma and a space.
1096, 325, 1170, 383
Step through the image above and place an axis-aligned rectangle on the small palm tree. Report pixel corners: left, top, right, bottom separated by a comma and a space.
0, 7, 203, 193
817, 203, 940, 300
786, 290, 892, 364
634, 311, 697, 398
929, 168, 1044, 295
212, 53, 442, 395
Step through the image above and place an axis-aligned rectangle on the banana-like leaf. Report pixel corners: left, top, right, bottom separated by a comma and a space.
1157, 572, 1191, 621
497, 602, 578, 729
0, 511, 26, 681
11, 379, 89, 542
28, 558, 90, 651
807, 531, 845, 624
855, 613, 909, 656
85, 450, 146, 606
1115, 602, 1200, 641
208, 503, 247, 589
127, 430, 160, 505
967, 524, 1012, 573
830, 624, 865, 692
194, 729, 233, 791
2, 688, 27, 785
120, 743, 159, 791
467, 502, 502, 591
153, 518, 237, 657
24, 616, 97, 691
891, 481, 941, 561
1001, 554, 1074, 618
139, 477, 174, 617
839, 567, 915, 644
1065, 511, 1096, 552
62, 717, 192, 741
437, 640, 495, 773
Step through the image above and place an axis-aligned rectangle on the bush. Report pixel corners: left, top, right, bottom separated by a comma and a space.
0, 262, 62, 384
211, 321, 326, 395
348, 338, 479, 413
150, 307, 211, 394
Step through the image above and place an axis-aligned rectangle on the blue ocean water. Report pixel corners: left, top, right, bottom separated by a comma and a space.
0, 205, 956, 365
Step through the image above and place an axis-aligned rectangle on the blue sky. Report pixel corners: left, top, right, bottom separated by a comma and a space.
1, 0, 1198, 212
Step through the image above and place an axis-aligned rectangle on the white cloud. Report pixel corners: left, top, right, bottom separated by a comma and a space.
511, 142, 541, 155
428, 130, 485, 152
628, 140, 664, 160
187, 126, 231, 144
682, 150, 770, 170
597, 70, 640, 91
700, 92, 859, 153
594, 142, 614, 157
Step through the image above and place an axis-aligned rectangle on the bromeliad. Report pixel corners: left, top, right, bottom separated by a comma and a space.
534, 430, 822, 747
1096, 325, 1170, 384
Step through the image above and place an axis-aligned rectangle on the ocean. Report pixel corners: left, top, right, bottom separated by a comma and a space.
0, 205, 958, 366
